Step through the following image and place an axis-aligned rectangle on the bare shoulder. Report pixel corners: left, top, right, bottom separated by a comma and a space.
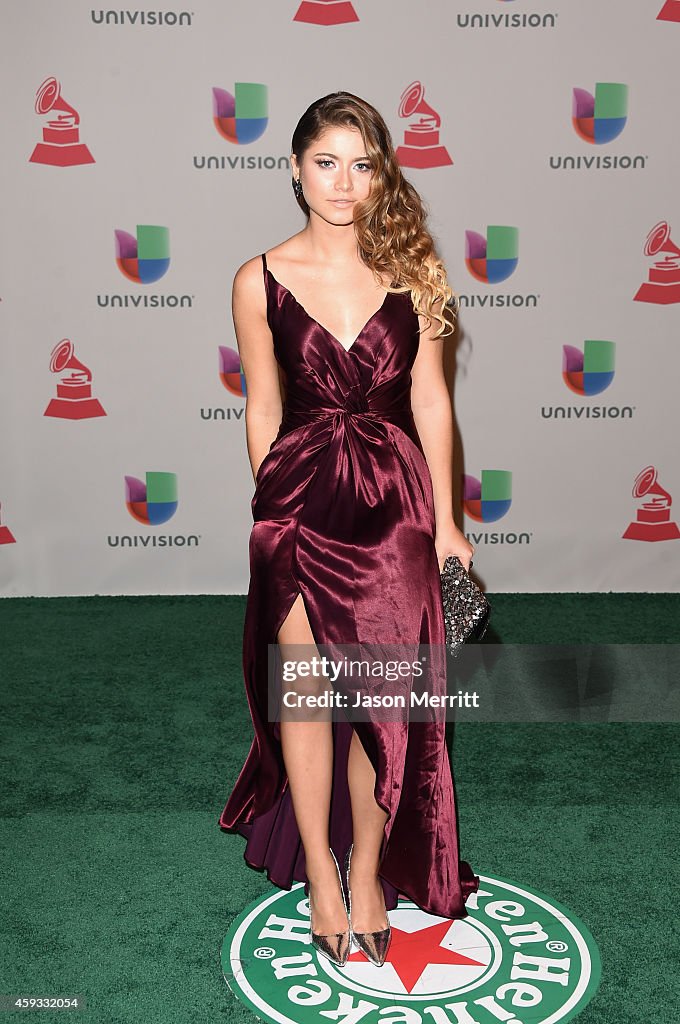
233, 253, 265, 296
233, 233, 305, 304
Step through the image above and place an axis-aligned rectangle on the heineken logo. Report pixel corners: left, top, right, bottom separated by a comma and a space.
221, 872, 601, 1023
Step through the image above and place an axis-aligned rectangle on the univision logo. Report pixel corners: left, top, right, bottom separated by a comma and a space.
562, 339, 615, 394
116, 225, 169, 284
550, 82, 647, 170
457, 0, 557, 30
90, 9, 193, 26
541, 341, 635, 419
194, 82, 289, 171
126, 471, 177, 524
107, 471, 200, 547
463, 470, 530, 545
572, 82, 628, 144
97, 224, 193, 309
213, 83, 268, 144
218, 345, 246, 397
465, 226, 518, 283
201, 345, 247, 420
463, 470, 512, 523
457, 226, 539, 308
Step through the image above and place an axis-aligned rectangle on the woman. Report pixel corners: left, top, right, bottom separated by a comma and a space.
218, 91, 479, 969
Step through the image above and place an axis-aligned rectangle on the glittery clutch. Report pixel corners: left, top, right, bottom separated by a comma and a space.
440, 555, 490, 657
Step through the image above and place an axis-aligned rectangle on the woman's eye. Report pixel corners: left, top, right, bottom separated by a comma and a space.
314, 160, 372, 171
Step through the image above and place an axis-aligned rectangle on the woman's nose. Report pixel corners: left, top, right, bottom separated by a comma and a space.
335, 168, 353, 191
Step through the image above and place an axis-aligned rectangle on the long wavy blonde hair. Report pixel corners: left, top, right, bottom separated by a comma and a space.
291, 91, 457, 338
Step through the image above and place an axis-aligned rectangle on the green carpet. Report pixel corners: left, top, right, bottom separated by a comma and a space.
1, 594, 678, 1023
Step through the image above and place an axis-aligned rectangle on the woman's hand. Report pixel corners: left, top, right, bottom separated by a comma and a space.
434, 521, 475, 574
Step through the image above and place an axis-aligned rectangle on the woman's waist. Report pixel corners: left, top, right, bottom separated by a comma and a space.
279, 400, 416, 436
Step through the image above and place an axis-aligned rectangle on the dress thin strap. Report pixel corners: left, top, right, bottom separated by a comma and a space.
261, 252, 270, 305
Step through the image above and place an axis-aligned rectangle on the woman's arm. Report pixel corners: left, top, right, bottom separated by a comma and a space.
411, 306, 474, 571
231, 257, 284, 483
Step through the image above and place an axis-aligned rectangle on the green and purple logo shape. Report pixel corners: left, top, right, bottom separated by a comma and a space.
465, 226, 518, 284
563, 340, 616, 395
219, 346, 246, 397
572, 83, 628, 144
463, 470, 512, 523
221, 872, 601, 1024
125, 472, 178, 525
213, 83, 268, 144
115, 225, 170, 284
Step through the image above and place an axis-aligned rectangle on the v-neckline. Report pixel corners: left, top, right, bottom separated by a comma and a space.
265, 266, 390, 356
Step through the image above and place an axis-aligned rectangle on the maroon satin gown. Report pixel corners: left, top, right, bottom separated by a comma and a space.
218, 252, 479, 919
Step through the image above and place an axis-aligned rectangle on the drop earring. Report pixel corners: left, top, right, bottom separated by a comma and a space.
292, 176, 303, 199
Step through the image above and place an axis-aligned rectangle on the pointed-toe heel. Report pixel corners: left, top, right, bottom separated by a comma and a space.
345, 842, 392, 967
308, 847, 351, 967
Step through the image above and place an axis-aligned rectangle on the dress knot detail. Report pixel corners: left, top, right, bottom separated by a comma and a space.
342, 384, 370, 415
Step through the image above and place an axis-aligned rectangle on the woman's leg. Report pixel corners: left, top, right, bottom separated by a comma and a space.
278, 592, 348, 934
346, 728, 390, 930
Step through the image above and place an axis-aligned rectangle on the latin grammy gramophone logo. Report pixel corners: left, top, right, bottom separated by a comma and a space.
0, 502, 16, 545
395, 82, 452, 169
623, 465, 680, 542
29, 77, 95, 167
219, 346, 246, 397
293, 0, 359, 23
43, 339, 106, 420
657, 0, 680, 21
633, 221, 680, 304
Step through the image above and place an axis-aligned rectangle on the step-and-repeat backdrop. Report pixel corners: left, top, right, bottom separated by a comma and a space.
1, 0, 678, 596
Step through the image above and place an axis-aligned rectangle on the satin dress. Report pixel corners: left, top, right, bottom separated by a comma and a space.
218, 252, 479, 919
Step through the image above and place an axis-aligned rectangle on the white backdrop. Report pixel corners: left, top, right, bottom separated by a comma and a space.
1, 0, 678, 596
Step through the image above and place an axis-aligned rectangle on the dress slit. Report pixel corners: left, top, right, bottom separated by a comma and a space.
270, 578, 396, 906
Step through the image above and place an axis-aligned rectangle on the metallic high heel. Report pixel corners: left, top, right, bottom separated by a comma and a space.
345, 843, 392, 967
308, 847, 351, 967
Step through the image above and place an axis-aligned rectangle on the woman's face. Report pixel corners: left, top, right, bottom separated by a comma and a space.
291, 125, 374, 225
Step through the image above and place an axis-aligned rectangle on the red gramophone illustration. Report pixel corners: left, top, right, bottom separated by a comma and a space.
633, 221, 680, 304
293, 0, 358, 24
657, 0, 680, 21
44, 339, 106, 419
0, 502, 16, 545
395, 82, 452, 169
622, 465, 680, 541
29, 77, 95, 167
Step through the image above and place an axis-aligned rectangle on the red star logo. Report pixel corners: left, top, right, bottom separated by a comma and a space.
347, 921, 486, 993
